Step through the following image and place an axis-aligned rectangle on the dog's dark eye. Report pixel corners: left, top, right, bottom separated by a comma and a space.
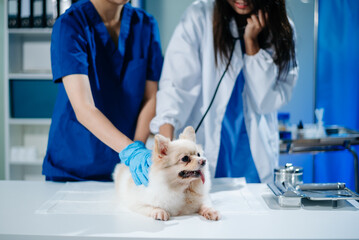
181, 156, 190, 162
197, 153, 200, 157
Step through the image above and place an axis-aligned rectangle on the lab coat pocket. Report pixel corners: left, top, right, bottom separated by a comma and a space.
123, 58, 147, 98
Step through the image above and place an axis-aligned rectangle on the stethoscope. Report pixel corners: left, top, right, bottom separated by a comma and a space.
195, 36, 244, 133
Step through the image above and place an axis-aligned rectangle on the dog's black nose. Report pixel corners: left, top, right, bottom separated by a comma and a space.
199, 159, 206, 166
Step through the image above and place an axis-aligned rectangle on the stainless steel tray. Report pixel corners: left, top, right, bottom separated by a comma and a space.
268, 182, 359, 207
297, 183, 359, 201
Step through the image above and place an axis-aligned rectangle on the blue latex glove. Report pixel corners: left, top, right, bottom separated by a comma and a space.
119, 141, 152, 186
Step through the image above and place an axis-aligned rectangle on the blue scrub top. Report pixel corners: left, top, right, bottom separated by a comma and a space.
42, 0, 163, 181
215, 71, 260, 183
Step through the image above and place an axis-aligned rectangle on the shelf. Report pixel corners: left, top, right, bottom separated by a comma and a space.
10, 160, 43, 166
9, 73, 52, 80
4, 2, 55, 181
8, 28, 52, 35
9, 118, 52, 125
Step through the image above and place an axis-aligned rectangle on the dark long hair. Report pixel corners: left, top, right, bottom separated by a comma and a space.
213, 0, 296, 79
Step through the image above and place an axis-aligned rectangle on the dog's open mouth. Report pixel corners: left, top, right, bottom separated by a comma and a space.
178, 170, 205, 184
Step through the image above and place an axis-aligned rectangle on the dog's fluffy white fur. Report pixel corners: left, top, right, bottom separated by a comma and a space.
113, 126, 220, 221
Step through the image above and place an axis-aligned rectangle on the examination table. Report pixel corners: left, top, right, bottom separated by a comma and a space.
0, 180, 358, 240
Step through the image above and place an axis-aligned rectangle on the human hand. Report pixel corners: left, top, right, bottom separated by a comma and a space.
244, 9, 268, 41
119, 141, 152, 186
243, 10, 268, 55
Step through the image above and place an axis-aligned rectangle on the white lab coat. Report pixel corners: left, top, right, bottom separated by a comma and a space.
150, 0, 298, 183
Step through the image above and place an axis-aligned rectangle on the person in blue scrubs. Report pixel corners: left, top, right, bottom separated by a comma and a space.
42, 0, 163, 184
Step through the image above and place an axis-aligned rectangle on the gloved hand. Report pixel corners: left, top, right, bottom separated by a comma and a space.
119, 141, 152, 186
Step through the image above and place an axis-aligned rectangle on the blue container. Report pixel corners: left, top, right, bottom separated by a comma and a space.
278, 112, 290, 121
279, 131, 292, 140
10, 80, 58, 118
278, 112, 291, 140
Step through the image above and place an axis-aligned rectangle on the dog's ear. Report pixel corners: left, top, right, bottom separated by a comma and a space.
154, 134, 170, 158
179, 126, 196, 142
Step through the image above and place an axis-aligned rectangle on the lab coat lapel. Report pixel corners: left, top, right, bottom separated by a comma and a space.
227, 18, 243, 80
216, 19, 244, 90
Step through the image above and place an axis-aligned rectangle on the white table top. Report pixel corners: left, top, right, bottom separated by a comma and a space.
1, 180, 359, 240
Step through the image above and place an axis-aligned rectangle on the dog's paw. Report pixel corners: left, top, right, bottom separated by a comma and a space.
199, 206, 220, 221
151, 208, 170, 221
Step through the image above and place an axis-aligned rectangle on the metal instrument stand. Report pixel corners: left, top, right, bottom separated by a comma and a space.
280, 126, 359, 193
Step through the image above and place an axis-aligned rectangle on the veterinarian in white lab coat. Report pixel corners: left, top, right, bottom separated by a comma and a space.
150, 0, 298, 183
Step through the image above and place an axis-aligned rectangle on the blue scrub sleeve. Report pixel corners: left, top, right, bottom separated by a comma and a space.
146, 17, 163, 81
51, 15, 89, 83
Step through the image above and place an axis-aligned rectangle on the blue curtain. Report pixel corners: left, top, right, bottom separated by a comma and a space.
316, 0, 359, 190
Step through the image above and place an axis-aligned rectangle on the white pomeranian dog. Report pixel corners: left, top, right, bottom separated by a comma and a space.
113, 126, 220, 221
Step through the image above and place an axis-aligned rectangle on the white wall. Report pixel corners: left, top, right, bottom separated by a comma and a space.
279, 0, 315, 183
281, 0, 315, 124
145, 0, 194, 53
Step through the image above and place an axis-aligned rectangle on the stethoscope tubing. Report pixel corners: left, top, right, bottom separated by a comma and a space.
195, 37, 239, 133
